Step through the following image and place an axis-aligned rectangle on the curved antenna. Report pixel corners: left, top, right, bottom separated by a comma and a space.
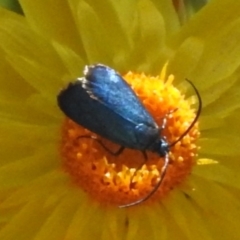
119, 79, 201, 208
169, 79, 202, 147
118, 153, 169, 208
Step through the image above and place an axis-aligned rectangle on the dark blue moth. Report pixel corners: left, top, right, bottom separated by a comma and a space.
57, 64, 201, 208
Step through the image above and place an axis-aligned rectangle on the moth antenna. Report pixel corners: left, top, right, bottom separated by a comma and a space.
118, 153, 169, 208
170, 79, 202, 147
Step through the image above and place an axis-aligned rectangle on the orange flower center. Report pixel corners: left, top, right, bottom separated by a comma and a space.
60, 70, 200, 207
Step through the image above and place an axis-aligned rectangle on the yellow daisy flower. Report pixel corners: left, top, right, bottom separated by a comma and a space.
0, 0, 240, 239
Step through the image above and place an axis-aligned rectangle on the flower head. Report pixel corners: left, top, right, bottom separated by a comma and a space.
59, 64, 200, 207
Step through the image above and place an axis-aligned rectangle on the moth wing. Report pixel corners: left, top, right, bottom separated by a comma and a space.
57, 64, 160, 149
57, 81, 156, 149
82, 64, 157, 127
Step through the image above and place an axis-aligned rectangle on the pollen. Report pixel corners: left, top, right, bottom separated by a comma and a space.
60, 66, 200, 207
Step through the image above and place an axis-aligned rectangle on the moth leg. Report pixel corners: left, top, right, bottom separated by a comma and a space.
78, 135, 125, 156
103, 145, 125, 156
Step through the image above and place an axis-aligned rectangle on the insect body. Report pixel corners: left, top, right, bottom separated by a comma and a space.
57, 64, 201, 208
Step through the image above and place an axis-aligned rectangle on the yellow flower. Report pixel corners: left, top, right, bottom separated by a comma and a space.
0, 0, 240, 239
